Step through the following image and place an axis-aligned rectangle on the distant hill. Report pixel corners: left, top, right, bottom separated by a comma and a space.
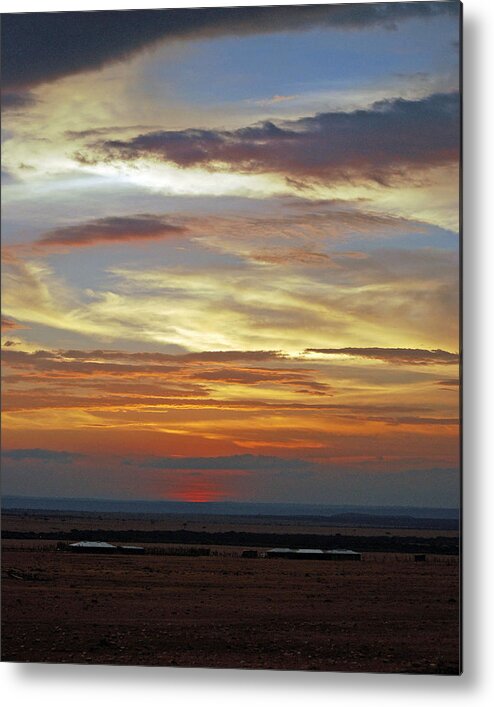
1, 495, 459, 526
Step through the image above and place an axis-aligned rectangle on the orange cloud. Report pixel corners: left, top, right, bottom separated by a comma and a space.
36, 214, 187, 250
1, 315, 25, 330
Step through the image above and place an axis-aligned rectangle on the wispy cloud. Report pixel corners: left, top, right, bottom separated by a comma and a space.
2, 241, 459, 353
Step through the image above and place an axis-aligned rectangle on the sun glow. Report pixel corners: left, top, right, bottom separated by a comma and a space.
154, 469, 244, 503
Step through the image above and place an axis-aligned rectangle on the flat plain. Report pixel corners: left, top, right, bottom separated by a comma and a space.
1, 512, 460, 674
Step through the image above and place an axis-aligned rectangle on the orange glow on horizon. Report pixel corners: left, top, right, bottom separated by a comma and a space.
153, 469, 247, 503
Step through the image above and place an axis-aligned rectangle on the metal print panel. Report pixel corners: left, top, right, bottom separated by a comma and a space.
1, 1, 461, 674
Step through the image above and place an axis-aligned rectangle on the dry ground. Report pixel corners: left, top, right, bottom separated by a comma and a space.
1, 541, 460, 674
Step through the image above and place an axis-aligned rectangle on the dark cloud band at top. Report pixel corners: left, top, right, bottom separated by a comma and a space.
1, 3, 460, 90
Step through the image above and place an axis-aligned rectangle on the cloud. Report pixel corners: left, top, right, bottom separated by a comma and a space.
126, 453, 316, 474
252, 94, 298, 106
188, 366, 332, 394
4, 391, 400, 414
1, 448, 85, 463
2, 348, 285, 365
1, 3, 458, 90
362, 416, 459, 427
174, 207, 429, 263
2, 241, 458, 353
250, 249, 333, 266
64, 126, 159, 140
1, 347, 331, 409
4, 345, 448, 417
306, 347, 459, 365
37, 214, 188, 249
3, 340, 458, 479
1, 349, 181, 378
1, 90, 38, 111
87, 92, 459, 184
1, 315, 24, 330
31, 206, 421, 255
435, 378, 460, 390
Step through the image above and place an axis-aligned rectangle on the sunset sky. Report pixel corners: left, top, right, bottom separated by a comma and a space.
1, 2, 461, 506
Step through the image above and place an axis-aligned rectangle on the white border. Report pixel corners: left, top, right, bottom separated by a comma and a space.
2, 0, 493, 705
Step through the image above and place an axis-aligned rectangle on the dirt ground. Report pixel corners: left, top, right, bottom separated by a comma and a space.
1, 542, 460, 674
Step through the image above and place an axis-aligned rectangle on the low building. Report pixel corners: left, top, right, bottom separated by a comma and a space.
241, 550, 258, 558
69, 541, 119, 554
266, 548, 324, 560
68, 542, 145, 555
266, 548, 361, 561
118, 545, 145, 555
324, 549, 361, 561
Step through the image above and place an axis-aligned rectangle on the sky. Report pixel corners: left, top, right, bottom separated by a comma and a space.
0, 1, 461, 507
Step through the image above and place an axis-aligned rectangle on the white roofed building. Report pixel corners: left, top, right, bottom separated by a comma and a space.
266, 548, 361, 561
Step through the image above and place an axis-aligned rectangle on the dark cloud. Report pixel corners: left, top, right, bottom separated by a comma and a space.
64, 125, 158, 140
1, 3, 459, 90
3, 348, 285, 364
435, 378, 460, 390
1, 448, 85, 463
189, 366, 333, 394
126, 453, 316, 474
1, 90, 37, 111
1, 456, 460, 506
37, 214, 187, 249
167, 350, 287, 363
1, 349, 56, 361
1, 350, 181, 377
89, 93, 459, 182
302, 466, 460, 507
363, 415, 459, 426
67, 349, 287, 364
306, 347, 459, 365
190, 368, 308, 384
1, 349, 182, 377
